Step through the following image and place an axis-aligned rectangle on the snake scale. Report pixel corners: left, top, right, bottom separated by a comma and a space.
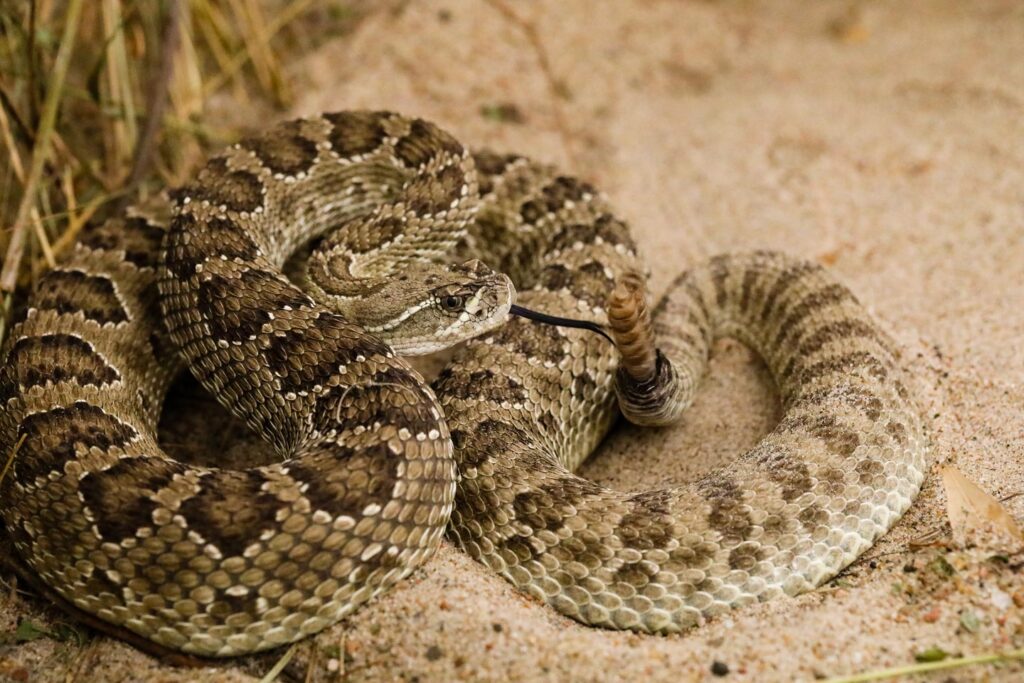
0, 111, 927, 657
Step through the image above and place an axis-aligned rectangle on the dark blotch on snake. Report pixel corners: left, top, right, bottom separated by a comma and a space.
34, 270, 129, 324
15, 402, 138, 487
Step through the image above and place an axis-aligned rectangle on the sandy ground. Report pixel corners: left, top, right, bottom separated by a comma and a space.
3, 1, 1024, 681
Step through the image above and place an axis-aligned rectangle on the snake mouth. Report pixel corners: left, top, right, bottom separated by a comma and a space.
509, 304, 613, 343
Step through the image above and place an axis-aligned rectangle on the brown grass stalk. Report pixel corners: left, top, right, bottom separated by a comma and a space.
0, 0, 85, 293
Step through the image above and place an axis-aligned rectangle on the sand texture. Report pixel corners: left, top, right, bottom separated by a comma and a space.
2, 1, 1023, 681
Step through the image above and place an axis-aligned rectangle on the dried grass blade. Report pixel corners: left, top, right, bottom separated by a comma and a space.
0, 0, 86, 293
941, 464, 1023, 544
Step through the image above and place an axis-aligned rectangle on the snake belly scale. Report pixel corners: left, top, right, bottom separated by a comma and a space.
0, 111, 928, 656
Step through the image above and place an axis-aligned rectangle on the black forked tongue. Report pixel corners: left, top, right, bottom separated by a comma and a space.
509, 304, 613, 343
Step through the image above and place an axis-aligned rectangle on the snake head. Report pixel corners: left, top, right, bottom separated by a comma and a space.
356, 258, 516, 356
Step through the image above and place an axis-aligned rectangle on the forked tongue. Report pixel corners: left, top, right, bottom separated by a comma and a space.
509, 304, 613, 343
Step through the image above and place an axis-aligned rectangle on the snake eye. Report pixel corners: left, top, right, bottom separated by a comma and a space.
441, 295, 464, 312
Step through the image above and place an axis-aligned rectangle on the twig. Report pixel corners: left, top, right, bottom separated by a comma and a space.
201, 0, 318, 98
100, 0, 138, 170
26, 0, 40, 127
0, 85, 36, 147
0, 293, 11, 350
0, 101, 26, 181
0, 434, 26, 488
822, 648, 1024, 683
35, 190, 108, 267
113, 0, 185, 213
259, 643, 298, 683
29, 204, 55, 270
0, 0, 85, 292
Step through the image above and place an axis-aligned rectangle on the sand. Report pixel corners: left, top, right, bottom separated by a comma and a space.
2, 1, 1023, 681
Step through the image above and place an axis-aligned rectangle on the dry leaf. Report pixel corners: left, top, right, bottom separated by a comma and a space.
941, 465, 1023, 547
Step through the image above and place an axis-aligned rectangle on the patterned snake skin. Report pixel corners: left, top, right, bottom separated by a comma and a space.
0, 111, 927, 656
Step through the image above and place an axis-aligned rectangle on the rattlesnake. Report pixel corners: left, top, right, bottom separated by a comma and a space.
0, 111, 927, 657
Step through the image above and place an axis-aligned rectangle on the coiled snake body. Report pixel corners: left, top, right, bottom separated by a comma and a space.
0, 112, 927, 656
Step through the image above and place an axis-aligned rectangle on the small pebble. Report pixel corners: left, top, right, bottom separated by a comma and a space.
711, 660, 730, 676
959, 610, 981, 633
426, 644, 444, 661
990, 587, 1012, 611
492, 622, 504, 633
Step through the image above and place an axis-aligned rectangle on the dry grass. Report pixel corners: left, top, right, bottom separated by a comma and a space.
0, 0, 366, 348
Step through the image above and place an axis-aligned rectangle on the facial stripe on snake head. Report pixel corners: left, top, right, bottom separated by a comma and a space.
14, 402, 139, 487
324, 111, 389, 158
33, 269, 130, 325
197, 269, 313, 343
81, 215, 166, 268
241, 120, 320, 177
165, 214, 263, 280
78, 456, 188, 543
265, 313, 389, 395
176, 469, 282, 559
171, 157, 265, 213
4, 334, 121, 392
